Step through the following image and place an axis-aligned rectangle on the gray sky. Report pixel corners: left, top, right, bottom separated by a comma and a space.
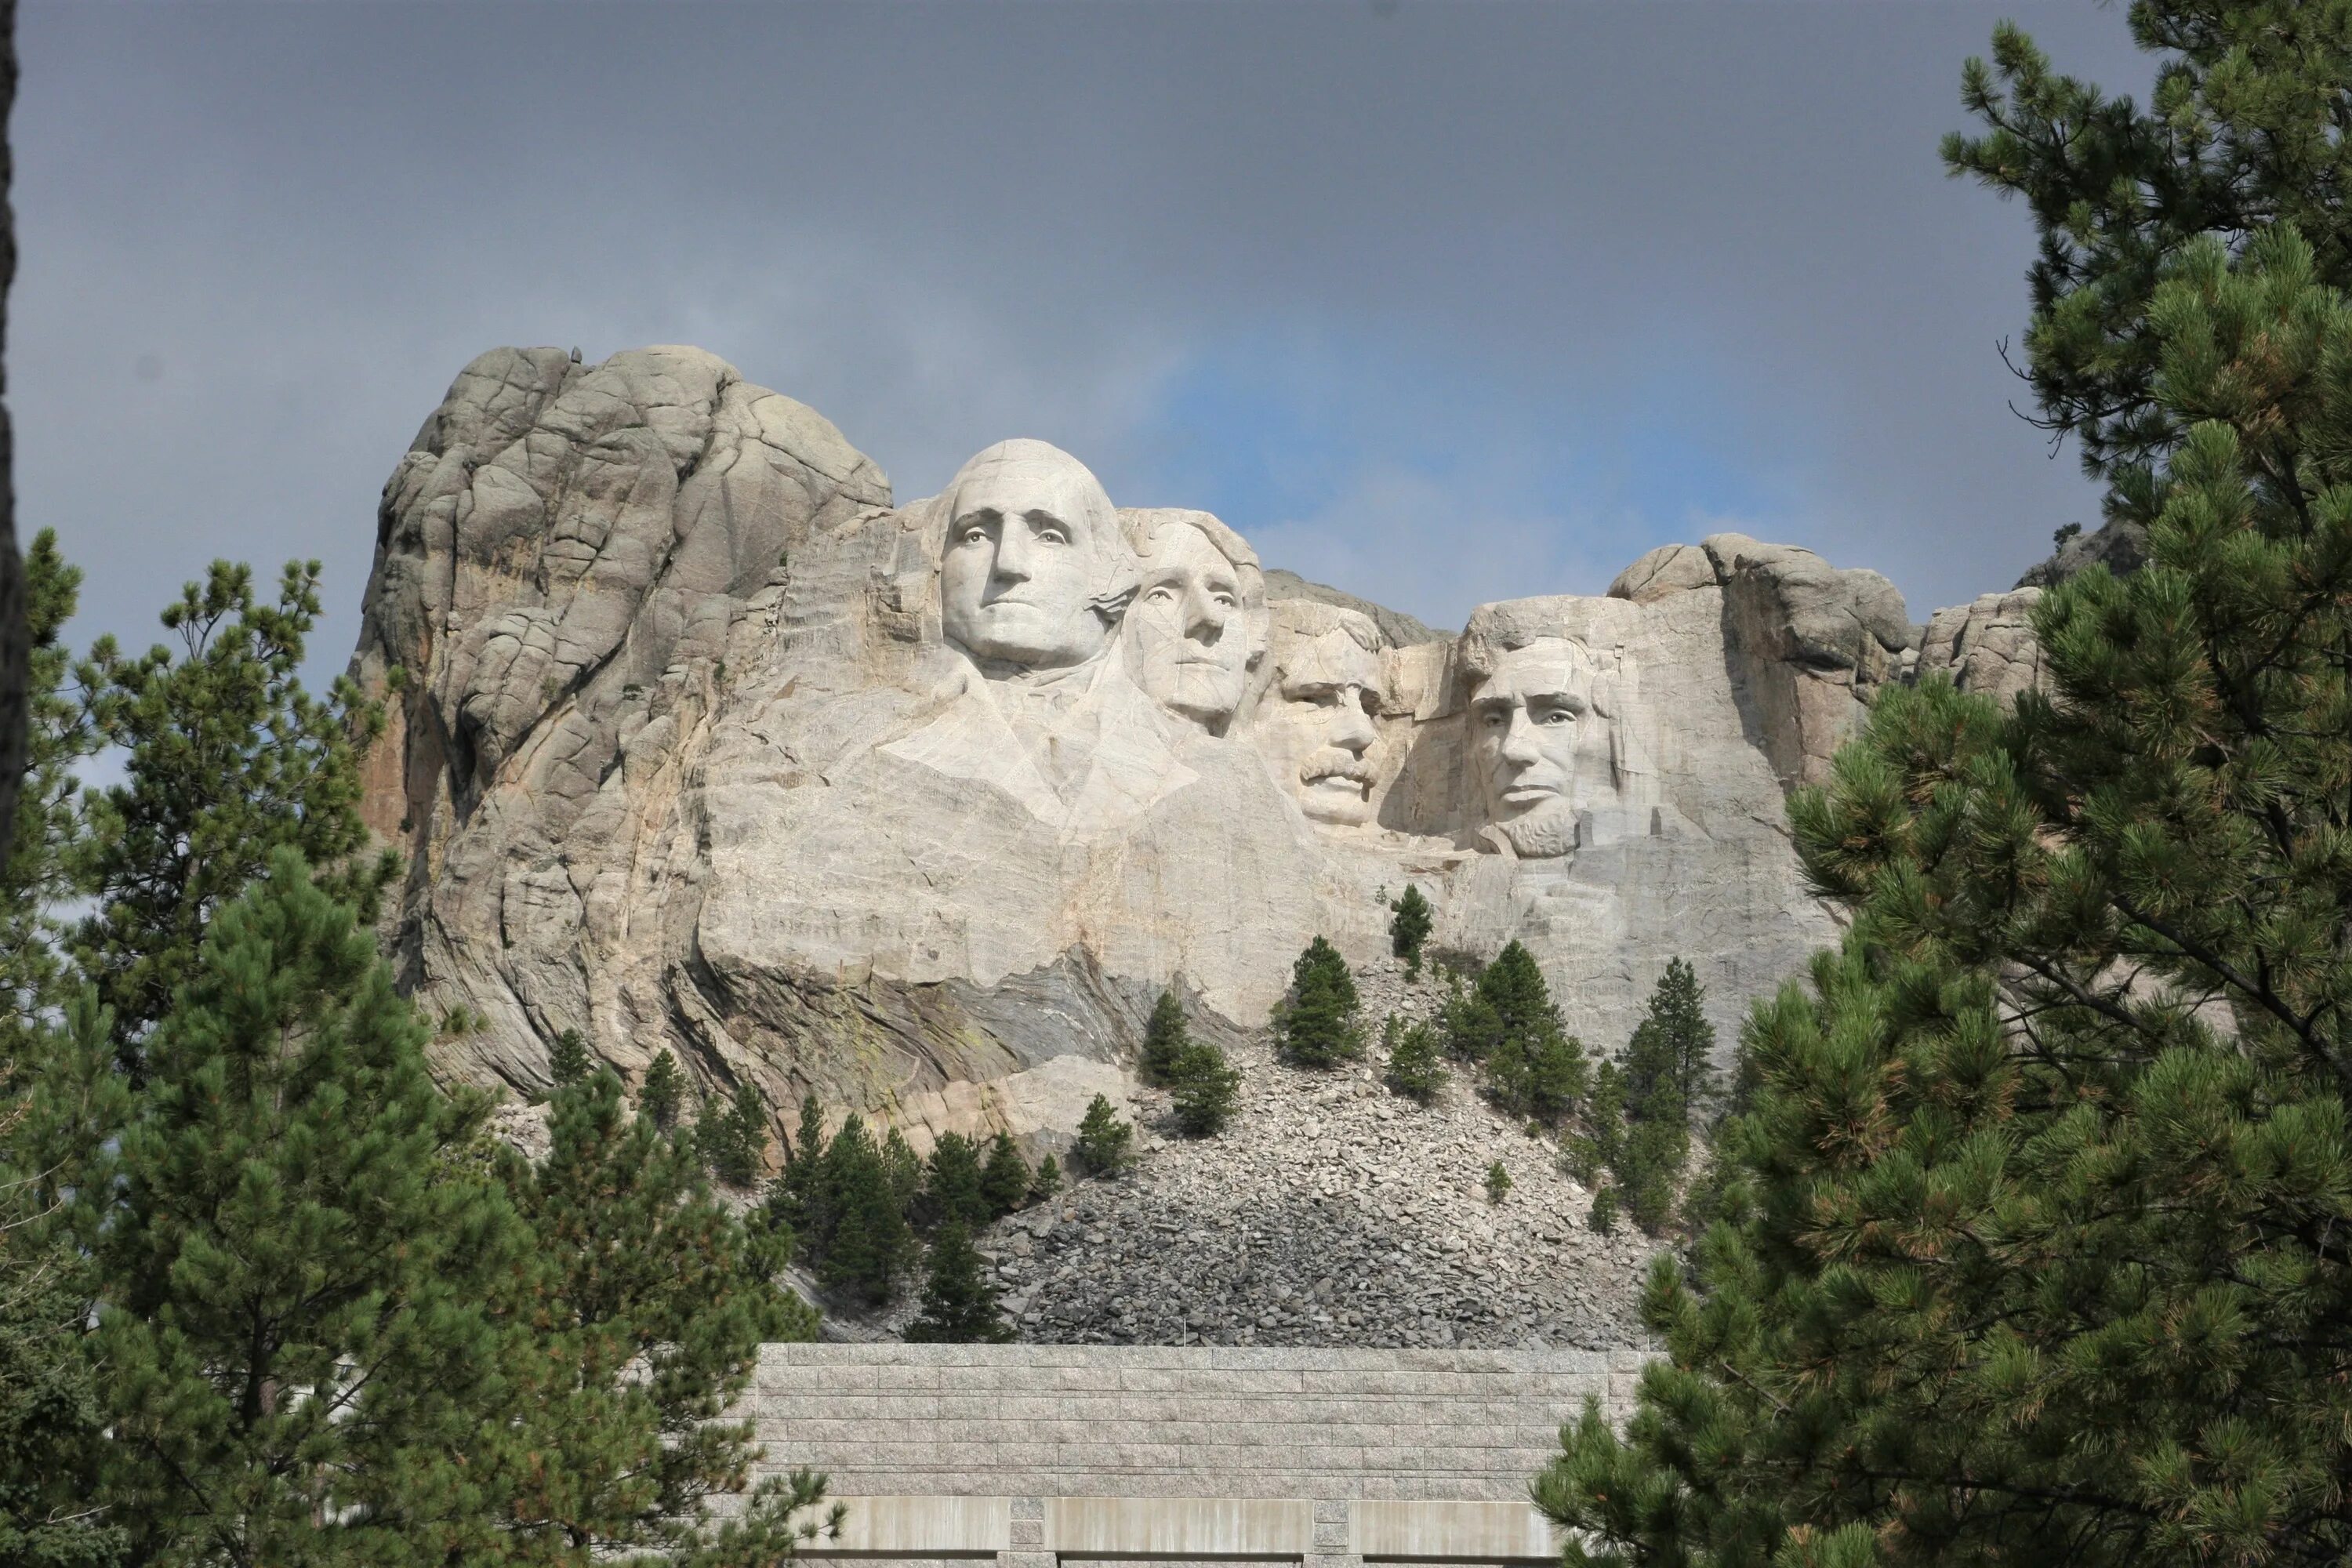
16, 1, 2152, 677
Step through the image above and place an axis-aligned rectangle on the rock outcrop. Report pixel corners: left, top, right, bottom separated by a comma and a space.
353, 346, 1978, 1155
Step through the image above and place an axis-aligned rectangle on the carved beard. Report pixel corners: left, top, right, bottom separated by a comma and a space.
1493, 807, 1577, 859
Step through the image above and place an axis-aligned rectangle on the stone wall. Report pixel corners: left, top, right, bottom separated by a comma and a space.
750, 1343, 1643, 1502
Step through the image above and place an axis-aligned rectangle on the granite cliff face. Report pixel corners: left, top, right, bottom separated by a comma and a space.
350, 346, 2020, 1153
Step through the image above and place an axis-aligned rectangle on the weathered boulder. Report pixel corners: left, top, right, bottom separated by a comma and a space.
1918, 588, 2046, 705
351, 347, 1962, 1151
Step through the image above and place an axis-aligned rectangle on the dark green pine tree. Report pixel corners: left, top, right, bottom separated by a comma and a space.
1388, 883, 1434, 978
1073, 1094, 1133, 1175
881, 1124, 925, 1218
495, 1064, 829, 1561
0, 533, 100, 1076
771, 1092, 833, 1248
1277, 936, 1363, 1067
1943, 2, 2352, 484
638, 1047, 684, 1131
81, 851, 524, 1565
1383, 1014, 1446, 1102
979, 1130, 1033, 1218
0, 995, 129, 1568
1168, 1039, 1241, 1136
902, 1221, 1014, 1345
920, 1130, 991, 1232
548, 1025, 592, 1087
1438, 973, 1504, 1064
815, 1113, 913, 1307
698, 1080, 771, 1189
1141, 988, 1189, 1082
1602, 960, 1711, 1234
1476, 943, 1584, 1122
1537, 203, 2352, 1568
0, 535, 123, 1566
70, 557, 399, 1071
1029, 1152, 1063, 1203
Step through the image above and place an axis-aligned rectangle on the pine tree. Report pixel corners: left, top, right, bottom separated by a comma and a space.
548, 1025, 592, 1087
1483, 1160, 1512, 1205
1639, 957, 1717, 1118
771, 1092, 832, 1246
1585, 1184, 1618, 1236
1600, 962, 1709, 1235
1029, 1152, 1062, 1203
880, 1124, 924, 1217
1142, 988, 1189, 1082
699, 1080, 771, 1188
1942, 2, 2352, 484
1475, 944, 1584, 1121
903, 1221, 1014, 1345
1537, 220, 2352, 1563
71, 557, 398, 1070
0, 533, 99, 1076
1168, 1040, 1241, 1136
1278, 936, 1363, 1067
815, 1113, 913, 1307
495, 1062, 827, 1559
979, 1130, 1033, 1218
1439, 974, 1503, 1064
0, 537, 123, 1566
1074, 1094, 1133, 1175
81, 851, 524, 1564
920, 1130, 991, 1232
1388, 884, 1433, 978
1383, 1014, 1446, 1102
639, 1047, 684, 1131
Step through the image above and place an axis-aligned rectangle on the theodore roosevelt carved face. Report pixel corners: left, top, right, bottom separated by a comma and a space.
939, 440, 1134, 673
1254, 604, 1385, 826
1467, 635, 1601, 858
1120, 510, 1266, 732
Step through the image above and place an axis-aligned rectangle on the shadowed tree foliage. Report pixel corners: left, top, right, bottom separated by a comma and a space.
638, 1048, 684, 1132
1168, 1039, 1241, 1137
1141, 989, 1188, 1083
1074, 1094, 1132, 1175
902, 1221, 1012, 1345
978, 1130, 1032, 1218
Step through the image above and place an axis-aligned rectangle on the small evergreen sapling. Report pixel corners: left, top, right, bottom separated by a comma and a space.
548, 1025, 592, 1086
1142, 989, 1189, 1082
1586, 1184, 1619, 1235
1483, 1160, 1512, 1205
1388, 884, 1433, 979
1074, 1094, 1133, 1175
1029, 1152, 1062, 1203
903, 1221, 1014, 1345
1168, 1040, 1241, 1136
1383, 1014, 1445, 1102
638, 1047, 684, 1131
979, 1130, 1032, 1218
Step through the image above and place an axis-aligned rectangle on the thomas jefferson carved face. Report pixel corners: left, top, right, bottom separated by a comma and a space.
1121, 516, 1263, 731
1468, 637, 1598, 857
1256, 616, 1384, 826
939, 441, 1131, 673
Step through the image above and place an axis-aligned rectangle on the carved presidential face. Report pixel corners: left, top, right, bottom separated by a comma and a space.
1123, 522, 1258, 729
1257, 627, 1384, 826
939, 445, 1126, 672
1469, 637, 1596, 857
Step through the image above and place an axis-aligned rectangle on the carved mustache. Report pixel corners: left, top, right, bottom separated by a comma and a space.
1300, 751, 1377, 786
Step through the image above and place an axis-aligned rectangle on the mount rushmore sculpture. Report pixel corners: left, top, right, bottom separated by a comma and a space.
348, 345, 2032, 1147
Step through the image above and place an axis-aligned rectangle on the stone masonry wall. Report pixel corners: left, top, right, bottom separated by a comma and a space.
751, 1344, 1646, 1503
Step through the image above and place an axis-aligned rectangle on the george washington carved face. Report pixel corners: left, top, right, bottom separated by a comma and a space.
939, 441, 1133, 673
